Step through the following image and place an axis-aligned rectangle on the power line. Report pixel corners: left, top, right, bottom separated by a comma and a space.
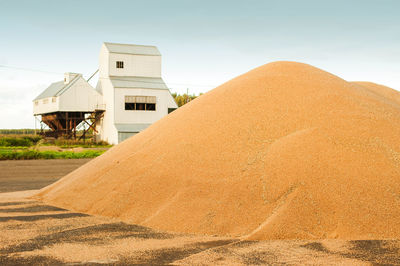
0, 64, 218, 88
0, 64, 62, 75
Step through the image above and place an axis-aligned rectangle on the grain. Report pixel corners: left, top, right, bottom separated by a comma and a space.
36, 62, 400, 240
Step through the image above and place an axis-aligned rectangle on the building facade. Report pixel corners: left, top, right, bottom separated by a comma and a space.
95, 42, 178, 144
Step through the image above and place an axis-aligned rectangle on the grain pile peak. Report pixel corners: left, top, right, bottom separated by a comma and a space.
36, 61, 400, 240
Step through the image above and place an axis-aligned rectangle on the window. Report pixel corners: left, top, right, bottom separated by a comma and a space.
147, 103, 156, 111
52, 97, 57, 103
168, 108, 177, 113
42, 99, 49, 104
125, 96, 156, 111
116, 61, 124, 68
34, 101, 39, 106
125, 103, 135, 110
136, 102, 146, 110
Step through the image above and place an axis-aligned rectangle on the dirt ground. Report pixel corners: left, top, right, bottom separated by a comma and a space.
0, 160, 400, 265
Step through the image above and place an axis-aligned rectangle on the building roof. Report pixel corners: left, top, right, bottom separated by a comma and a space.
104, 42, 161, 56
109, 76, 169, 90
33, 74, 80, 101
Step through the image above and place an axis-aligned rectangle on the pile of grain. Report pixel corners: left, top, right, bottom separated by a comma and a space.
37, 62, 400, 240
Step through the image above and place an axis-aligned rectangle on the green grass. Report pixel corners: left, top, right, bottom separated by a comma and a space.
0, 133, 111, 160
0, 150, 106, 160
0, 146, 29, 150
0, 136, 42, 147
0, 129, 38, 135
51, 139, 111, 148
39, 139, 110, 148
0, 135, 110, 148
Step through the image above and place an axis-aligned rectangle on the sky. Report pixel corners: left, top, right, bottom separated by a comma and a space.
0, 0, 399, 129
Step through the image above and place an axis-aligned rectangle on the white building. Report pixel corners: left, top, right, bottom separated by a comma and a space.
95, 42, 177, 144
33, 73, 103, 138
33, 72, 103, 116
32, 42, 178, 144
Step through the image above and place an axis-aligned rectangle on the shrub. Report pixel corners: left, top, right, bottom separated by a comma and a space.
0, 150, 105, 160
51, 139, 111, 148
24, 135, 42, 144
0, 137, 33, 147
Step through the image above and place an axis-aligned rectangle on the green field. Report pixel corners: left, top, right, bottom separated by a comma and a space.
0, 149, 105, 160
0, 133, 110, 160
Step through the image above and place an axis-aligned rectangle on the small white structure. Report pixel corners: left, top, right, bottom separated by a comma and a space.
33, 72, 102, 115
95, 42, 178, 144
33, 73, 104, 138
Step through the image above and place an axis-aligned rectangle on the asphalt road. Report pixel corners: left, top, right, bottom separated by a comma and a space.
0, 159, 92, 192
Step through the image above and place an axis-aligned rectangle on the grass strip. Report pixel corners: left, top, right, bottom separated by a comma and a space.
0, 150, 105, 160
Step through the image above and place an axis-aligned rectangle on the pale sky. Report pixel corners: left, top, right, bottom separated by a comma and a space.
0, 0, 399, 128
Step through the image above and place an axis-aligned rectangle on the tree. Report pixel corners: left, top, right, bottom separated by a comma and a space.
171, 91, 203, 107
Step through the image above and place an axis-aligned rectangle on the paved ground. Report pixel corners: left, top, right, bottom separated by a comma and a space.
0, 159, 92, 193
0, 159, 400, 265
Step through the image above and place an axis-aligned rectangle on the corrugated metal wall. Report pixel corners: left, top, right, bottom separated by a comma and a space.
118, 131, 137, 143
